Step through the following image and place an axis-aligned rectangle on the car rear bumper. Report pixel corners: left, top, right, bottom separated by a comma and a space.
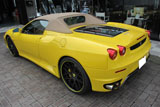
85, 52, 150, 92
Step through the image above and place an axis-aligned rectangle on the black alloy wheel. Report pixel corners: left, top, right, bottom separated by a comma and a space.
6, 37, 19, 57
60, 57, 91, 94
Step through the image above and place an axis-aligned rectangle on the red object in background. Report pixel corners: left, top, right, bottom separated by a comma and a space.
146, 30, 151, 39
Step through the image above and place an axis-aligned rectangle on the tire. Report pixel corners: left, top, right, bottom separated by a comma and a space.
6, 36, 19, 57
59, 57, 91, 94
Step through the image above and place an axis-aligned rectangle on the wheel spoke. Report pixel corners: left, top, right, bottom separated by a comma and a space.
65, 63, 71, 68
63, 64, 69, 70
77, 78, 83, 84
65, 77, 71, 80
70, 63, 76, 72
76, 73, 82, 78
76, 80, 82, 90
70, 80, 75, 88
62, 67, 68, 72
74, 81, 79, 90
62, 73, 69, 77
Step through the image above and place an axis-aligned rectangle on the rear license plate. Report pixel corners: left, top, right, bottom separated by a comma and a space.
139, 56, 146, 69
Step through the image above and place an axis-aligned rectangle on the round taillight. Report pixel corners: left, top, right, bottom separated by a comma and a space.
107, 48, 117, 60
118, 45, 126, 56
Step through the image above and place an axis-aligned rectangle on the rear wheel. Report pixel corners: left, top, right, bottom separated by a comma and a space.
59, 57, 91, 94
6, 37, 19, 57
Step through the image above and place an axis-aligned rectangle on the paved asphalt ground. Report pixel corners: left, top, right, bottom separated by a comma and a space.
0, 33, 160, 107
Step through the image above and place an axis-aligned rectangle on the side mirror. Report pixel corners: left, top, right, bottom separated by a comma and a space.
13, 28, 22, 33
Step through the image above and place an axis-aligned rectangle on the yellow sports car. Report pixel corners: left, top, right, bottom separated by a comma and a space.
4, 12, 151, 94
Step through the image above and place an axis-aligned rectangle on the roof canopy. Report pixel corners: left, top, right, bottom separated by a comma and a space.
35, 12, 105, 33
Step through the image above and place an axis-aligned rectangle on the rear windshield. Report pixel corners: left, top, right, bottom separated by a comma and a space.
74, 25, 128, 37
64, 16, 85, 26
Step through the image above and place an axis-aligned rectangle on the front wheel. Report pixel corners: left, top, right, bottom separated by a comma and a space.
6, 37, 19, 57
59, 57, 91, 94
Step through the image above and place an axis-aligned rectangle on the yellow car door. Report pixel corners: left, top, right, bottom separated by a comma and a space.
17, 20, 48, 61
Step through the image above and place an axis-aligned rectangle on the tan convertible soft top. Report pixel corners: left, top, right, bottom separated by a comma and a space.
35, 12, 105, 33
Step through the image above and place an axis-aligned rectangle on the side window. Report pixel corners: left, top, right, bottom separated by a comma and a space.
22, 20, 48, 35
